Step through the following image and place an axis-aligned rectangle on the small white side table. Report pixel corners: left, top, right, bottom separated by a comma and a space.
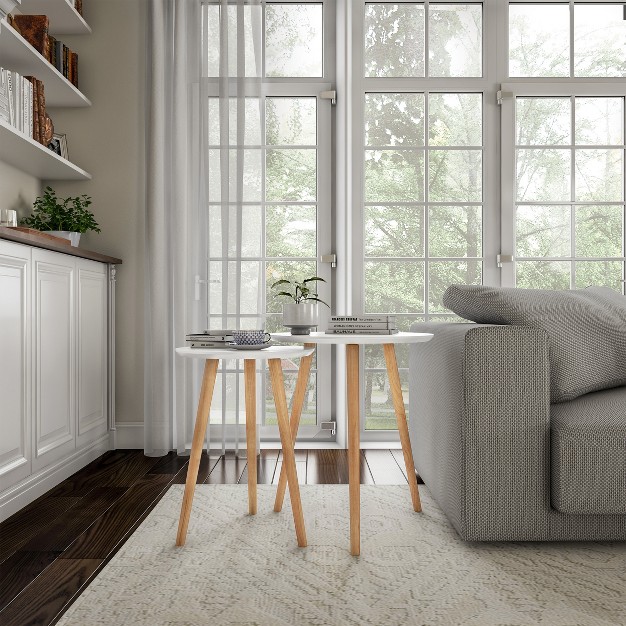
175, 345, 314, 548
271, 331, 433, 555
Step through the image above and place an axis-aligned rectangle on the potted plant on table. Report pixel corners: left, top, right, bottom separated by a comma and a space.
20, 186, 100, 247
271, 275, 329, 335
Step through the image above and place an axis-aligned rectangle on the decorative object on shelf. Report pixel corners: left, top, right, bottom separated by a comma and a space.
271, 275, 329, 335
0, 208, 18, 226
20, 186, 100, 247
47, 132, 68, 158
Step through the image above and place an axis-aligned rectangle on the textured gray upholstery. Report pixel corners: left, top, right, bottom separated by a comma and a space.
409, 322, 626, 541
551, 386, 626, 514
443, 285, 626, 403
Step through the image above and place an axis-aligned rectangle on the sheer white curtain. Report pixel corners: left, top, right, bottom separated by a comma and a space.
145, 0, 264, 456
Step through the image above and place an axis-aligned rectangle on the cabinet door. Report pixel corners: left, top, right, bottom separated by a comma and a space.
32, 250, 75, 472
0, 241, 31, 490
76, 259, 108, 448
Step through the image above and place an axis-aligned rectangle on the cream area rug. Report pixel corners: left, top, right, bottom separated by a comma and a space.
57, 485, 626, 626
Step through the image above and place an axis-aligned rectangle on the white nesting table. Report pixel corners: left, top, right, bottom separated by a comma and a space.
272, 331, 433, 555
175, 345, 314, 548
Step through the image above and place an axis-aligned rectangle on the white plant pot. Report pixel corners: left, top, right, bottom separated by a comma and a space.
282, 302, 319, 335
48, 231, 81, 247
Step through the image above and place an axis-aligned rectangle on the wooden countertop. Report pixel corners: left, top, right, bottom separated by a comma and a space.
0, 226, 123, 264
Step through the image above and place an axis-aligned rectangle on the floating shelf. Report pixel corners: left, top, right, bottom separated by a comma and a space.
0, 119, 91, 180
18, 0, 91, 35
0, 19, 90, 106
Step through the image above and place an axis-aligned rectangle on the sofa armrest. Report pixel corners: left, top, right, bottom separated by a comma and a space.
410, 323, 551, 540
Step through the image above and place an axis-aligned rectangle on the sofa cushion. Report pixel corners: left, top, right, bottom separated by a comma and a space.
551, 386, 626, 514
443, 285, 626, 403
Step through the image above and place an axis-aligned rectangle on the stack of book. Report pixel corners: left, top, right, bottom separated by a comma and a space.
325, 315, 399, 335
186, 330, 235, 348
7, 14, 79, 88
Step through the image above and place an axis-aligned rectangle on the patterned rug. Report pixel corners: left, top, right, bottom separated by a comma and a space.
57, 485, 626, 626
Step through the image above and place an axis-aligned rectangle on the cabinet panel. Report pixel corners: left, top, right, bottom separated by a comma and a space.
0, 242, 31, 489
76, 259, 108, 447
32, 250, 75, 471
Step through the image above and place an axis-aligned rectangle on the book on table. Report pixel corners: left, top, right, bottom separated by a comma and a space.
186, 330, 235, 348
325, 315, 399, 335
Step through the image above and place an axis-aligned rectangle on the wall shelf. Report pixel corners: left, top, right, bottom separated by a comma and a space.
0, 118, 91, 180
0, 19, 90, 106
18, 0, 91, 35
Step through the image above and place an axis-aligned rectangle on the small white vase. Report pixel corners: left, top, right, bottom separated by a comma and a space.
282, 302, 319, 335
48, 231, 81, 247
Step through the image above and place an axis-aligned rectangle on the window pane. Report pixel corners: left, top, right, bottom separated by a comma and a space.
365, 93, 425, 147
266, 98, 316, 146
429, 150, 482, 202
208, 98, 262, 146
208, 149, 263, 202
516, 261, 571, 289
266, 259, 317, 313
364, 3, 425, 77
364, 369, 408, 430
266, 372, 317, 426
574, 5, 626, 77
576, 206, 624, 258
516, 206, 571, 258
429, 206, 482, 257
364, 261, 425, 313
509, 4, 569, 77
575, 261, 624, 290
575, 150, 624, 202
266, 205, 317, 258
429, 93, 482, 147
266, 149, 317, 201
516, 98, 570, 146
365, 205, 424, 257
365, 150, 425, 202
429, 261, 482, 313
516, 149, 571, 202
210, 261, 263, 315
266, 4, 323, 77
429, 4, 482, 77
575, 98, 624, 146
209, 205, 262, 258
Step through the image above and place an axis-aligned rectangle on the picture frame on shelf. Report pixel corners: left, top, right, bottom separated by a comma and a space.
48, 133, 68, 160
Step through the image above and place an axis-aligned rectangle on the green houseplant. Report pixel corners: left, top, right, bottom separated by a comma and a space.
21, 186, 100, 247
271, 276, 329, 335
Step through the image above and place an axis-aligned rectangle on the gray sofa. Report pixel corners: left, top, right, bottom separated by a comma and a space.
409, 322, 626, 541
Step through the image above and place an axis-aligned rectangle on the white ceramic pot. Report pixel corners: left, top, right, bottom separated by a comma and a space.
282, 302, 319, 335
48, 231, 81, 247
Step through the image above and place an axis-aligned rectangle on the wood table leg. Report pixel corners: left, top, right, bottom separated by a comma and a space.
268, 358, 307, 548
244, 359, 257, 516
176, 358, 219, 546
346, 343, 361, 556
274, 343, 315, 512
383, 343, 422, 513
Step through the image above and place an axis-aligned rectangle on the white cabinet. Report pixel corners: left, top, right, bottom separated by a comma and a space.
0, 240, 114, 520
0, 241, 31, 491
76, 259, 108, 448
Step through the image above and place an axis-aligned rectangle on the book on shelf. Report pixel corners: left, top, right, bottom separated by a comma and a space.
325, 328, 400, 335
0, 69, 35, 141
11, 15, 50, 60
330, 315, 397, 323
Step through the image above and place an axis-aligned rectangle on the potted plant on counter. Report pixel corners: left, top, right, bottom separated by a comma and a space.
20, 186, 100, 247
271, 275, 329, 335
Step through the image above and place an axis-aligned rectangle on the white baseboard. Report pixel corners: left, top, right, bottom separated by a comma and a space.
0, 433, 112, 522
113, 421, 144, 449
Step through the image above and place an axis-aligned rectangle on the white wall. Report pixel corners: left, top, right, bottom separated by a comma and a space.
0, 0, 148, 428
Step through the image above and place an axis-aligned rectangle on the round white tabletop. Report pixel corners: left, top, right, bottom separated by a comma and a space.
176, 345, 314, 360
271, 331, 433, 345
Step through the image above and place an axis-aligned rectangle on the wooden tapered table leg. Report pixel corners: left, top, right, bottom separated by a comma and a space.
274, 343, 315, 513
176, 358, 219, 546
244, 359, 257, 516
383, 343, 422, 513
268, 358, 307, 548
346, 343, 361, 556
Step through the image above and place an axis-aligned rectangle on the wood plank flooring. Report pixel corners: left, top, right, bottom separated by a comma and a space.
0, 448, 410, 626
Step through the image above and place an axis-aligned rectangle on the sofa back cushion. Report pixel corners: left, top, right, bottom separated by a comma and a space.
443, 285, 626, 403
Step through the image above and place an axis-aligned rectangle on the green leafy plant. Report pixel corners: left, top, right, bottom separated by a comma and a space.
271, 276, 329, 306
20, 186, 101, 234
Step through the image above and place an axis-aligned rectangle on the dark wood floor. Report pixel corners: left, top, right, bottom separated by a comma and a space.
0, 448, 412, 626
